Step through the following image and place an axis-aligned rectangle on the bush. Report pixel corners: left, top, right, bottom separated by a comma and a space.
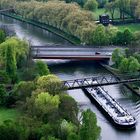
84, 0, 98, 11
0, 120, 21, 140
0, 70, 10, 84
35, 61, 50, 76
36, 75, 63, 95
0, 84, 7, 106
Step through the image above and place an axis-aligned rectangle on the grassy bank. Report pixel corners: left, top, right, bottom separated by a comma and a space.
117, 23, 140, 32
102, 64, 140, 96
0, 13, 81, 45
0, 108, 20, 124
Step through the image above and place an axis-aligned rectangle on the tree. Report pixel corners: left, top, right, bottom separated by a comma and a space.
25, 92, 60, 121
113, 31, 124, 45
79, 109, 101, 140
18, 116, 42, 140
123, 29, 134, 45
0, 84, 7, 106
59, 94, 79, 124
36, 74, 63, 95
125, 48, 132, 58
106, 25, 118, 45
130, 0, 139, 18
67, 132, 79, 140
13, 81, 35, 101
105, 1, 117, 20
59, 119, 77, 140
35, 60, 50, 76
0, 70, 9, 84
0, 37, 29, 70
128, 57, 140, 72
0, 29, 6, 44
35, 92, 60, 114
5, 45, 17, 83
0, 120, 21, 140
48, 136, 60, 140
112, 48, 124, 67
119, 57, 129, 73
116, 0, 131, 20
92, 24, 109, 46
134, 53, 140, 63
135, 0, 140, 18
97, 0, 107, 8
130, 31, 140, 48
84, 0, 98, 12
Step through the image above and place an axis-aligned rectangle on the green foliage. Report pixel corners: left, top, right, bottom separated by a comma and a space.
105, 1, 117, 19
0, 37, 29, 69
0, 108, 20, 123
35, 92, 60, 114
0, 84, 7, 106
19, 67, 38, 81
40, 123, 54, 140
112, 48, 124, 67
0, 29, 6, 44
59, 94, 79, 124
113, 48, 140, 73
59, 119, 77, 140
128, 56, 140, 72
18, 116, 42, 140
93, 24, 109, 45
37, 75, 63, 95
13, 81, 36, 101
132, 31, 140, 47
35, 60, 50, 76
5, 45, 17, 83
133, 53, 140, 63
25, 92, 60, 122
67, 132, 79, 140
79, 109, 101, 140
0, 120, 21, 140
48, 136, 60, 140
123, 29, 134, 45
84, 0, 98, 11
125, 48, 132, 58
14, 0, 95, 44
106, 25, 118, 44
0, 70, 9, 84
97, 0, 107, 8
119, 58, 129, 73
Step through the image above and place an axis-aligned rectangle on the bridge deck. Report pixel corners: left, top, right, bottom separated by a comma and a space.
31, 45, 114, 60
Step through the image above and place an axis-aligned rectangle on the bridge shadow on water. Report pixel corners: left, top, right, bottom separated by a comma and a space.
49, 60, 109, 76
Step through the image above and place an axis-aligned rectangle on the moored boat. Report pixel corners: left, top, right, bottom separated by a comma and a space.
82, 86, 136, 129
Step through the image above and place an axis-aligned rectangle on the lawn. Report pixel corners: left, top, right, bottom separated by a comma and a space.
94, 8, 120, 20
0, 108, 21, 124
117, 24, 140, 32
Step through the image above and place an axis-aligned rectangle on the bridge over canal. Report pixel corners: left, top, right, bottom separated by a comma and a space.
62, 74, 140, 90
31, 45, 120, 60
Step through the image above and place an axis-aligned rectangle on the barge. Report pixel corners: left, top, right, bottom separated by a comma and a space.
82, 86, 136, 129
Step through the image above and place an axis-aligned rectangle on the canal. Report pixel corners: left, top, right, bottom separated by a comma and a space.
0, 15, 140, 140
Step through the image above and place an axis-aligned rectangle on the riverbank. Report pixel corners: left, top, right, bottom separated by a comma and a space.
0, 12, 81, 45
101, 64, 140, 97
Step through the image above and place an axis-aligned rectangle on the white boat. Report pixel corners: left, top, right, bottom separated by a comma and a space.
83, 86, 136, 129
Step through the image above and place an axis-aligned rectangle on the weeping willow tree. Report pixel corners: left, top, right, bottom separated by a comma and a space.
5, 45, 17, 83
